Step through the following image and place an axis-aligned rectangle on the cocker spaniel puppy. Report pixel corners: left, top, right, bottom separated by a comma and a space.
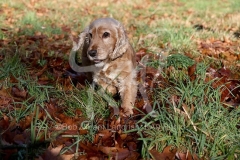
72, 17, 137, 116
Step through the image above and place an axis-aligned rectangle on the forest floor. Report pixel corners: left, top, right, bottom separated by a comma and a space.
0, 0, 240, 159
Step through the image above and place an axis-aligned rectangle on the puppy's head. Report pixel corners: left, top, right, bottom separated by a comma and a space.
74, 18, 129, 67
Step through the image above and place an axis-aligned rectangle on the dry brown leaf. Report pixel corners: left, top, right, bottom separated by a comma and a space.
94, 129, 113, 144
0, 96, 11, 106
59, 154, 75, 160
11, 86, 27, 99
192, 153, 200, 160
0, 88, 11, 97
163, 146, 177, 159
149, 148, 173, 160
19, 115, 32, 130
41, 145, 64, 160
13, 134, 25, 145
188, 64, 196, 81
99, 146, 130, 160
0, 114, 10, 130
125, 151, 140, 160
127, 141, 137, 151
136, 48, 147, 62
120, 133, 128, 140
79, 129, 88, 135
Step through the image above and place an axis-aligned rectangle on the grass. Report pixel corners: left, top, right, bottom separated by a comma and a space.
0, 54, 109, 158
0, 54, 26, 80
0, 0, 240, 159
0, 57, 50, 158
130, 61, 240, 159
63, 86, 111, 119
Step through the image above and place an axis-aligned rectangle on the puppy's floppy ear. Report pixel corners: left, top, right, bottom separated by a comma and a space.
71, 27, 90, 52
69, 27, 90, 71
110, 24, 129, 60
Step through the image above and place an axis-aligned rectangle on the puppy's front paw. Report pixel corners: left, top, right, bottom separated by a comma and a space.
122, 107, 133, 117
106, 85, 117, 95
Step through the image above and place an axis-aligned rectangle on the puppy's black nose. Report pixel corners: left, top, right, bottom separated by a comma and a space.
88, 50, 97, 57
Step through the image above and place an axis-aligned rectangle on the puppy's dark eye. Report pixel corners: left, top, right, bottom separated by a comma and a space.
102, 32, 110, 38
89, 33, 92, 38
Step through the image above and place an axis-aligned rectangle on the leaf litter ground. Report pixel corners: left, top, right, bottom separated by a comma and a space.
0, 0, 240, 159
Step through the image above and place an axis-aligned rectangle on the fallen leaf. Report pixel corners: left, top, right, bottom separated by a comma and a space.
149, 148, 174, 160
13, 134, 25, 145
60, 154, 75, 160
99, 146, 130, 160
188, 64, 197, 81
127, 141, 137, 151
0, 114, 10, 130
125, 151, 140, 160
41, 145, 63, 160
136, 48, 147, 62
11, 86, 27, 99
162, 145, 177, 159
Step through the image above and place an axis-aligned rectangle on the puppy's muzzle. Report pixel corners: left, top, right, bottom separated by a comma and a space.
88, 50, 97, 57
